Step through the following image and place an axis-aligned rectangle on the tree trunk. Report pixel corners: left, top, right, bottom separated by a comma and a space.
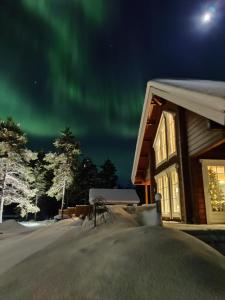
61, 179, 66, 219
0, 168, 7, 224
34, 194, 38, 221
0, 197, 4, 224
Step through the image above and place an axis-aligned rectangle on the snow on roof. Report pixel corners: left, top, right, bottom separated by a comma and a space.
149, 79, 225, 124
131, 79, 225, 184
89, 188, 140, 205
155, 79, 225, 99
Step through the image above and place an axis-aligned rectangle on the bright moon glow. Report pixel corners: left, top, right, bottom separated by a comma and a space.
202, 12, 212, 23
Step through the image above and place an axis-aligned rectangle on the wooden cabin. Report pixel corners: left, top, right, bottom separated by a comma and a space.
131, 79, 225, 224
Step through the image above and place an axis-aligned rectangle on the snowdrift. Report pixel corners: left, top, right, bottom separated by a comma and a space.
0, 219, 31, 233
0, 208, 225, 300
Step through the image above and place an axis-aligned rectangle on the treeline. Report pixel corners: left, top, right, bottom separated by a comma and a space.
0, 117, 118, 222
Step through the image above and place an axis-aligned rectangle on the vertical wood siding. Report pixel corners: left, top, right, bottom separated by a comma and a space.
186, 111, 225, 156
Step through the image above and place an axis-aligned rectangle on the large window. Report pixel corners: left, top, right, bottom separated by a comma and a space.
155, 165, 181, 219
201, 160, 225, 224
153, 112, 176, 166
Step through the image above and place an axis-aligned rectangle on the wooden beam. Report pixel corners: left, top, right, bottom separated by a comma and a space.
152, 96, 163, 106
140, 154, 149, 158
145, 184, 149, 205
147, 120, 156, 126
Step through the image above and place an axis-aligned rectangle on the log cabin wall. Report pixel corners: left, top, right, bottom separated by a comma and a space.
190, 157, 207, 224
186, 110, 225, 224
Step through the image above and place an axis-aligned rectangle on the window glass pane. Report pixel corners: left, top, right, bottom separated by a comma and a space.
207, 166, 225, 212
154, 115, 167, 165
171, 169, 180, 213
163, 174, 170, 214
216, 166, 224, 174
166, 113, 176, 156
161, 120, 167, 161
156, 177, 164, 213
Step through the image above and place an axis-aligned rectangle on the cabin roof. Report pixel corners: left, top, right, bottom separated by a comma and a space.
155, 79, 225, 99
131, 79, 225, 185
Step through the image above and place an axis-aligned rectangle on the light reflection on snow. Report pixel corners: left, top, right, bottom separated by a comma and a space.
19, 221, 53, 228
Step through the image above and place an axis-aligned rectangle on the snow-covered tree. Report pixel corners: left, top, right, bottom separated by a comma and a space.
0, 118, 39, 223
45, 128, 80, 212
31, 151, 48, 220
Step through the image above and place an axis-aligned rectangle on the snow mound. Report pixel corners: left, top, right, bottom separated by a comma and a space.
0, 213, 225, 300
0, 220, 30, 233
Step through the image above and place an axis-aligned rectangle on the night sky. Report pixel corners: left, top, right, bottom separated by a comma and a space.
0, 0, 225, 183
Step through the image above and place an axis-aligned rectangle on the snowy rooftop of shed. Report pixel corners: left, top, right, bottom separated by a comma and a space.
89, 189, 140, 205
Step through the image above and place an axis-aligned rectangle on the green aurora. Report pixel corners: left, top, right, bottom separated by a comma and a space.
0, 0, 145, 182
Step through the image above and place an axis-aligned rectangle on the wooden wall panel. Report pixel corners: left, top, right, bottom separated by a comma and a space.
186, 111, 225, 156
190, 158, 207, 224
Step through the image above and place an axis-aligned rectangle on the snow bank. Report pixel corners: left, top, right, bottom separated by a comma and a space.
0, 220, 31, 233
0, 209, 225, 300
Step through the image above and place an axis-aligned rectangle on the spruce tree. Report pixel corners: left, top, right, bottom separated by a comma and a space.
74, 157, 98, 203
98, 159, 118, 188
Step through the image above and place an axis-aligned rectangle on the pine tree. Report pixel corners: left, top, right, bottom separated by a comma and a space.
45, 128, 80, 213
98, 159, 118, 188
0, 118, 39, 223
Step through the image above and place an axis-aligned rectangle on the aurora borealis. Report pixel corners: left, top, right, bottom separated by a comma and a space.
1, 0, 225, 183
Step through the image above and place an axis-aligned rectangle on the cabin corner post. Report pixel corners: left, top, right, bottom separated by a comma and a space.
149, 146, 156, 203
145, 184, 149, 205
177, 107, 193, 223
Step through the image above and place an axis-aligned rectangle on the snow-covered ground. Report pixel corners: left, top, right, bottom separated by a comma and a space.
0, 208, 225, 300
19, 220, 55, 228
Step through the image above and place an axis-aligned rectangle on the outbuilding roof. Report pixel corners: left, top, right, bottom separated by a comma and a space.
131, 79, 225, 184
89, 188, 140, 205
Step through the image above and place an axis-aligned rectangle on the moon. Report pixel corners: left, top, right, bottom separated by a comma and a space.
202, 12, 212, 23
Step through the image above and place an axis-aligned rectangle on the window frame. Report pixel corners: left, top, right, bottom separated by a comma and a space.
155, 164, 181, 219
153, 111, 177, 167
201, 159, 225, 224
165, 112, 177, 159
153, 114, 167, 167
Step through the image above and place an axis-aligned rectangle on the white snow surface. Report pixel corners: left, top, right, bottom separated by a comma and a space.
0, 207, 225, 300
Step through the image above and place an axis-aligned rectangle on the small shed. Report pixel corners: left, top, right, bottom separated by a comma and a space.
89, 189, 140, 205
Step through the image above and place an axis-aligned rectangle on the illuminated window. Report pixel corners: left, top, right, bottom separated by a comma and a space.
171, 169, 180, 214
165, 112, 176, 156
207, 165, 225, 212
201, 160, 225, 224
153, 115, 167, 165
153, 111, 176, 166
163, 174, 170, 214
155, 165, 181, 219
